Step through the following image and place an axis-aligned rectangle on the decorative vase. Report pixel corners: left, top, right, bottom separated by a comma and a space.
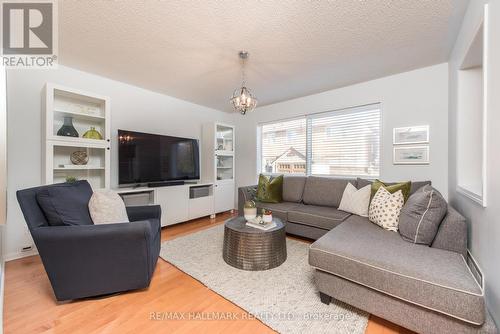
244, 208, 257, 221
243, 200, 257, 220
57, 116, 79, 137
70, 150, 89, 165
83, 127, 103, 140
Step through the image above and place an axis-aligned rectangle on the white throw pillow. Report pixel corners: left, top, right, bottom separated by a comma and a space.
368, 187, 404, 232
338, 183, 371, 217
88, 190, 129, 224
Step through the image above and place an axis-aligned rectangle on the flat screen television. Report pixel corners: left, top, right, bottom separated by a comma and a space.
118, 129, 200, 186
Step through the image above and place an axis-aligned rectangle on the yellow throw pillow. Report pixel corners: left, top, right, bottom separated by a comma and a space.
371, 179, 412, 203
256, 174, 283, 203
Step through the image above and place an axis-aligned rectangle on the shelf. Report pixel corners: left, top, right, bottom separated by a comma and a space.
48, 135, 108, 147
216, 178, 234, 183
215, 150, 234, 156
54, 109, 105, 121
217, 166, 233, 169
54, 166, 105, 170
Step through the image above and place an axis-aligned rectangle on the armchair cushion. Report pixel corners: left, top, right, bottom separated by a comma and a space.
36, 180, 94, 226
89, 190, 129, 224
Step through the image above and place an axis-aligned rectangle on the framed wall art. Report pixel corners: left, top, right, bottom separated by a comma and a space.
393, 145, 429, 165
393, 125, 429, 145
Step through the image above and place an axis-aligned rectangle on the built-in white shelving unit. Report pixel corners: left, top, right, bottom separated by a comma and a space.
43, 83, 111, 189
202, 122, 235, 213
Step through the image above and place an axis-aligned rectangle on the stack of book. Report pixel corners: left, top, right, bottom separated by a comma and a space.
245, 216, 276, 231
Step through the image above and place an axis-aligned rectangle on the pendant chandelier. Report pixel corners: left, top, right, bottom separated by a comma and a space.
230, 51, 258, 115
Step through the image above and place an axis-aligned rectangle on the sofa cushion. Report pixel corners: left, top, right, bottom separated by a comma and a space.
288, 204, 351, 230
357, 178, 432, 195
309, 215, 485, 325
371, 179, 412, 203
282, 175, 307, 203
368, 187, 404, 232
256, 174, 283, 203
431, 206, 468, 257
255, 201, 299, 222
36, 180, 94, 226
302, 176, 355, 207
338, 183, 371, 217
399, 185, 448, 245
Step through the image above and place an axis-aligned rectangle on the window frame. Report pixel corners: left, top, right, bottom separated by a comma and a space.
455, 6, 488, 208
257, 103, 382, 179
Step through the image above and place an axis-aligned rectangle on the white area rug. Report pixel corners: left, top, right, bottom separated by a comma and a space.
160, 225, 368, 334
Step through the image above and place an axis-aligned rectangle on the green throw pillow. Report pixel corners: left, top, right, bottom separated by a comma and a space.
371, 179, 412, 203
256, 174, 283, 203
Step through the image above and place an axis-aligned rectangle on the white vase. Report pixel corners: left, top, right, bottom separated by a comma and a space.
244, 208, 257, 221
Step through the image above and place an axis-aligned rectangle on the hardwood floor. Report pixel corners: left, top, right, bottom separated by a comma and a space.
4, 212, 413, 334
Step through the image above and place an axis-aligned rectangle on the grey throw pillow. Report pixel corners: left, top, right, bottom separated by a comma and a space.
399, 185, 448, 245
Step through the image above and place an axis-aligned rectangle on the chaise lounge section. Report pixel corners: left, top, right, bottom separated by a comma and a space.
238, 175, 498, 334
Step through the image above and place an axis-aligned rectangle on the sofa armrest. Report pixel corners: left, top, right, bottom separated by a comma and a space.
32, 221, 156, 300
126, 205, 161, 222
431, 205, 467, 257
238, 185, 257, 215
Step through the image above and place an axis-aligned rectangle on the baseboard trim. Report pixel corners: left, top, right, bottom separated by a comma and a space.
0, 259, 4, 334
466, 249, 484, 289
4, 248, 38, 262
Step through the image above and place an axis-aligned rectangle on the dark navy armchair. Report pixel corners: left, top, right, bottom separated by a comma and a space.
16, 183, 161, 301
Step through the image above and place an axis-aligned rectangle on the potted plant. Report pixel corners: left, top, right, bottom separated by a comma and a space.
262, 209, 273, 223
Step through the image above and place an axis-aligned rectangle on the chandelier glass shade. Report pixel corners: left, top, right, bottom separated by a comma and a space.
230, 51, 258, 115
231, 85, 257, 115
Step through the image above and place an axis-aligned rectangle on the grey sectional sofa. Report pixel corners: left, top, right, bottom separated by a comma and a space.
238, 175, 498, 334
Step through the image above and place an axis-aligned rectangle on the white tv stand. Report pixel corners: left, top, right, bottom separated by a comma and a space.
116, 182, 215, 227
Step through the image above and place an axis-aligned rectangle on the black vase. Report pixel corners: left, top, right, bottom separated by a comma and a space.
57, 116, 79, 137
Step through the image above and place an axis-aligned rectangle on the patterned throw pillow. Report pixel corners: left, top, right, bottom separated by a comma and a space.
338, 183, 371, 217
256, 174, 283, 203
369, 187, 404, 232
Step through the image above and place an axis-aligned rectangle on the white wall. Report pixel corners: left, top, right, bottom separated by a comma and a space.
5, 65, 235, 260
0, 65, 5, 333
235, 63, 449, 196
449, 0, 500, 326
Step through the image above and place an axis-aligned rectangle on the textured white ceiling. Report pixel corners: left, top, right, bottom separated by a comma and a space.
59, 0, 469, 112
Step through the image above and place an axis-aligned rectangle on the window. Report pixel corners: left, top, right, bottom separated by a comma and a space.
310, 106, 380, 177
261, 118, 306, 174
259, 104, 381, 177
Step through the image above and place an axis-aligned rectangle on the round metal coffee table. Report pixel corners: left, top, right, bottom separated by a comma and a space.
222, 216, 287, 271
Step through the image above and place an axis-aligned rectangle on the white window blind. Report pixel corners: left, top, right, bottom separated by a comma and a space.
259, 104, 380, 177
310, 105, 380, 177
261, 118, 307, 174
